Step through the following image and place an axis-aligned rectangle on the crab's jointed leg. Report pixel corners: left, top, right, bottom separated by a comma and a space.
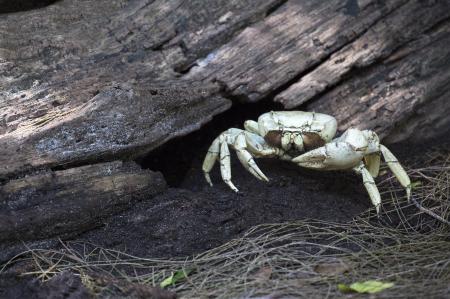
380, 144, 411, 200
235, 133, 269, 182
202, 129, 280, 192
219, 137, 238, 192
292, 140, 382, 212
364, 153, 381, 178
354, 162, 382, 214
203, 138, 220, 186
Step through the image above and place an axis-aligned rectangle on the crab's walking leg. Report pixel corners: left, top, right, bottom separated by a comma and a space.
380, 144, 411, 200
220, 140, 239, 192
354, 163, 382, 214
364, 153, 381, 178
202, 138, 220, 186
235, 133, 269, 182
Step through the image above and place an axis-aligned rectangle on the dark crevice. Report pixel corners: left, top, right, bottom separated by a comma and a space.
300, 55, 389, 113
0, 0, 61, 14
423, 14, 450, 35
264, 0, 288, 17
254, 41, 361, 108
49, 157, 114, 173
137, 98, 283, 187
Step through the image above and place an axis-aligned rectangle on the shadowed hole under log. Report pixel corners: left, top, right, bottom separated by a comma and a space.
0, 0, 61, 13
138, 99, 284, 187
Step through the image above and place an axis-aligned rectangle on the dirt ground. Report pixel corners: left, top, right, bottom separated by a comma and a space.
79, 157, 370, 259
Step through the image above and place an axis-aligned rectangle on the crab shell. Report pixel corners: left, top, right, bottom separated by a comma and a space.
248, 111, 337, 152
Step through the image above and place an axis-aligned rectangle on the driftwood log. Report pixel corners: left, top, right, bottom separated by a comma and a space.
1, 0, 450, 261
0, 161, 165, 242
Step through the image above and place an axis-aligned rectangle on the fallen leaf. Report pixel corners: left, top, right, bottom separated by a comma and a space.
160, 268, 192, 288
338, 280, 394, 294
338, 283, 353, 293
410, 181, 422, 190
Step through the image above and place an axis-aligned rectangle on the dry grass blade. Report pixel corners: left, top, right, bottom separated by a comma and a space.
2, 153, 449, 298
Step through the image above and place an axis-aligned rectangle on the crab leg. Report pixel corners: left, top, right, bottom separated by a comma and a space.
364, 153, 381, 178
354, 163, 382, 214
219, 140, 239, 192
380, 144, 411, 200
235, 133, 269, 182
202, 138, 220, 186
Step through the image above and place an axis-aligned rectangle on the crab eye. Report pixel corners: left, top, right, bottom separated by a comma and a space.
302, 132, 325, 151
264, 130, 282, 147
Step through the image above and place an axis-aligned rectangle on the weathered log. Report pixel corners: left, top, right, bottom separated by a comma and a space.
0, 0, 283, 179
189, 0, 450, 141
305, 23, 450, 142
275, 1, 450, 108
0, 82, 228, 179
188, 0, 407, 100
0, 161, 166, 242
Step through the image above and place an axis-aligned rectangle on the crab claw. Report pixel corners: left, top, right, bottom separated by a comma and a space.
291, 146, 327, 169
292, 142, 365, 170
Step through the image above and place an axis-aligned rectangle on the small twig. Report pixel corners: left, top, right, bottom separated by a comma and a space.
410, 194, 450, 226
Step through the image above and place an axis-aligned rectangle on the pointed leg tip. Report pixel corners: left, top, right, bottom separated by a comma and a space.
230, 184, 239, 192
258, 172, 269, 182
225, 180, 239, 193
204, 173, 213, 187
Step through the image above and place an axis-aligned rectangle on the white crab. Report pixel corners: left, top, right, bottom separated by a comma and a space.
202, 111, 411, 213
